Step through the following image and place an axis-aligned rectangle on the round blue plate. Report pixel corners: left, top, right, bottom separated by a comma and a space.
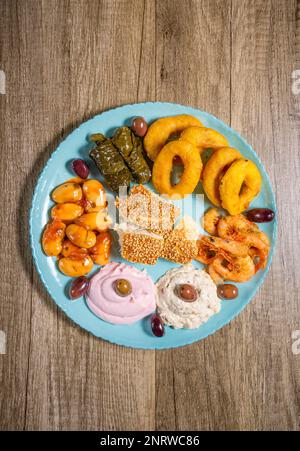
30, 102, 277, 349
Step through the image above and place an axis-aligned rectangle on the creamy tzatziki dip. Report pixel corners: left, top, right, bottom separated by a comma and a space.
156, 264, 221, 329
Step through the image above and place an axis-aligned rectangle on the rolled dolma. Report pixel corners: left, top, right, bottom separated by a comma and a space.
89, 136, 131, 193
112, 127, 151, 184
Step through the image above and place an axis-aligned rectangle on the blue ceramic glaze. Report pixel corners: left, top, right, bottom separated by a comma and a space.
30, 102, 277, 349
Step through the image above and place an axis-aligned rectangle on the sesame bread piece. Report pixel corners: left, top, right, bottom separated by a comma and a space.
116, 185, 180, 235
115, 223, 164, 265
160, 216, 199, 264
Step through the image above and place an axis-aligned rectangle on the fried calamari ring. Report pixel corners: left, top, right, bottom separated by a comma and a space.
202, 147, 241, 206
219, 159, 262, 215
179, 126, 228, 154
152, 140, 202, 198
144, 115, 202, 161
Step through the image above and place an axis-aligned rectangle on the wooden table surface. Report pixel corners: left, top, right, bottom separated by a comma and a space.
0, 0, 300, 431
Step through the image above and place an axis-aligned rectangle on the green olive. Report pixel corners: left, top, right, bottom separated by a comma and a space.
115, 279, 132, 297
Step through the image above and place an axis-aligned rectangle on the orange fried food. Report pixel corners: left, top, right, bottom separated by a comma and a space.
144, 114, 202, 161
208, 263, 224, 285
196, 237, 219, 264
202, 147, 241, 206
179, 126, 228, 154
42, 219, 66, 256
152, 140, 202, 198
219, 159, 262, 215
211, 255, 255, 283
203, 208, 223, 235
217, 214, 259, 240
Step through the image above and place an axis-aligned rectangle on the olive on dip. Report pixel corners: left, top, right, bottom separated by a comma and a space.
115, 278, 132, 297
131, 117, 148, 137
177, 284, 198, 302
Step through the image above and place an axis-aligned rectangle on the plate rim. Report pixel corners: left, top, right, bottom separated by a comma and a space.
29, 101, 278, 349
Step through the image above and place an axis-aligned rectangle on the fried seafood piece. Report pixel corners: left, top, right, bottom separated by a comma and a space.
219, 159, 262, 215
203, 208, 223, 235
248, 246, 269, 272
202, 147, 241, 206
112, 127, 151, 184
179, 126, 228, 154
208, 263, 224, 285
144, 114, 202, 161
202, 235, 249, 257
89, 134, 131, 193
217, 215, 270, 252
196, 238, 219, 265
217, 214, 258, 239
116, 185, 180, 235
152, 140, 202, 198
210, 255, 255, 283
115, 223, 164, 265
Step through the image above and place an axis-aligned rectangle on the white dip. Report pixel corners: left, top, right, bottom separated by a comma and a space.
156, 264, 221, 329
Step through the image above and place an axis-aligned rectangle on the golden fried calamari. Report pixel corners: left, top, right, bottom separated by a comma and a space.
152, 140, 202, 198
144, 114, 202, 161
179, 126, 228, 154
219, 159, 262, 215
202, 147, 241, 206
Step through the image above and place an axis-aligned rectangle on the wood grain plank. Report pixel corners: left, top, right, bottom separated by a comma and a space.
155, 0, 300, 431
0, 0, 50, 431
0, 0, 155, 431
1, 0, 299, 432
154, 0, 232, 431
230, 0, 300, 430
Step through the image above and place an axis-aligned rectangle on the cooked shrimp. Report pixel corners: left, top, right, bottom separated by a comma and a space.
211, 255, 255, 282
242, 231, 269, 251
257, 231, 270, 248
248, 247, 269, 272
201, 235, 249, 257
217, 215, 270, 253
196, 235, 238, 265
217, 214, 258, 240
196, 238, 218, 264
208, 264, 224, 285
203, 208, 222, 235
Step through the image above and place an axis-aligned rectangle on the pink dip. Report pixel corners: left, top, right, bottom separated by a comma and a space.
86, 262, 157, 324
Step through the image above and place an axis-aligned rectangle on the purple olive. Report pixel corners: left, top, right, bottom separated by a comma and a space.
72, 159, 89, 179
131, 117, 148, 137
151, 314, 165, 337
217, 284, 239, 300
246, 208, 275, 223
177, 284, 197, 302
69, 276, 90, 300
